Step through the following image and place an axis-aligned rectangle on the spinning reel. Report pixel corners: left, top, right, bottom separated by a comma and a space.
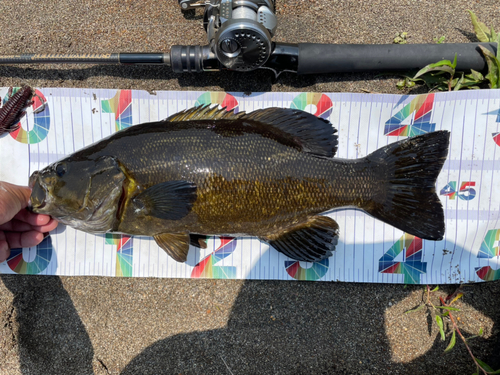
178, 0, 277, 72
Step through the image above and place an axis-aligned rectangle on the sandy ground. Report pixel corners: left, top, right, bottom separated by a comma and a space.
0, 0, 499, 374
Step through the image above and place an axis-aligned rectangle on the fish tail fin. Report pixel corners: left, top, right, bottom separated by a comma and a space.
365, 131, 450, 240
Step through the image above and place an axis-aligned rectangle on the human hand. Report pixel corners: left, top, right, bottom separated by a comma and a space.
0, 181, 58, 262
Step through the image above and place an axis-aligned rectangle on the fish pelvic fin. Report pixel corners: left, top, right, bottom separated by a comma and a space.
189, 234, 208, 249
365, 131, 450, 240
154, 233, 191, 262
262, 216, 339, 262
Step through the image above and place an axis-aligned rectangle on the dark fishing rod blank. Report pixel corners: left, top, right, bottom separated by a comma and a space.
0, 53, 170, 65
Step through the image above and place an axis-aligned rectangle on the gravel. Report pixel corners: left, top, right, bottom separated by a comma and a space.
0, 1, 499, 374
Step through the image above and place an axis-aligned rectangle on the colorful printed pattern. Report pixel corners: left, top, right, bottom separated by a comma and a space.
195, 92, 239, 112
440, 181, 477, 201
384, 94, 435, 137
475, 229, 500, 281
483, 108, 500, 146
7, 237, 53, 275
105, 234, 133, 277
494, 133, 500, 147
8, 88, 50, 144
285, 258, 329, 281
440, 181, 457, 199
290, 92, 333, 119
101, 90, 132, 131
191, 237, 237, 279
379, 234, 426, 284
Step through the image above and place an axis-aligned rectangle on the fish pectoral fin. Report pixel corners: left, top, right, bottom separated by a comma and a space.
154, 233, 191, 262
132, 180, 197, 220
263, 216, 339, 262
189, 234, 208, 249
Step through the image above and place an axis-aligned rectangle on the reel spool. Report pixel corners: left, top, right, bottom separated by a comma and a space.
180, 0, 277, 71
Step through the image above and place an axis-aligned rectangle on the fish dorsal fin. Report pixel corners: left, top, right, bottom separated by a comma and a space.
154, 233, 190, 262
241, 108, 338, 158
165, 105, 245, 122
166, 106, 338, 158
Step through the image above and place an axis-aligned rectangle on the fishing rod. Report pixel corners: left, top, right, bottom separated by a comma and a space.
0, 0, 497, 78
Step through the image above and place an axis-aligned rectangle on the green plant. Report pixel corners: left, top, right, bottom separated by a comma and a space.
396, 11, 499, 91
405, 286, 499, 375
413, 54, 458, 91
468, 10, 500, 89
434, 36, 446, 44
393, 32, 408, 44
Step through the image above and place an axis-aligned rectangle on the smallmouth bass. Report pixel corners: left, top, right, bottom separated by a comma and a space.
29, 106, 450, 262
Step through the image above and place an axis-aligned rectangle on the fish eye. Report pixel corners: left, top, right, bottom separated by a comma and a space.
55, 163, 67, 177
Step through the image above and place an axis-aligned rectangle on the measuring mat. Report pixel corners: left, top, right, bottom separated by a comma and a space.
0, 88, 499, 284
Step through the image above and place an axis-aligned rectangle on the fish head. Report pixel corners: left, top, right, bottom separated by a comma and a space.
29, 155, 126, 232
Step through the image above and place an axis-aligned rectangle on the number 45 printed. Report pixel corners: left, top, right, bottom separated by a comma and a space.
440, 181, 476, 201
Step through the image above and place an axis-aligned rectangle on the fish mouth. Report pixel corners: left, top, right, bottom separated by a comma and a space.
29, 172, 47, 211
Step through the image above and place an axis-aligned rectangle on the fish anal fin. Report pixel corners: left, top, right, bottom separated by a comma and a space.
154, 233, 191, 262
263, 216, 339, 262
132, 180, 197, 221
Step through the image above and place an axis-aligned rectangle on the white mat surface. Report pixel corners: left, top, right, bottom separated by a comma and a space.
0, 88, 499, 284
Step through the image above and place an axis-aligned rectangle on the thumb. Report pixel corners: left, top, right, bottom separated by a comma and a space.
0, 181, 32, 225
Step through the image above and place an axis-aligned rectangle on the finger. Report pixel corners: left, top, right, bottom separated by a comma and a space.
5, 231, 45, 249
0, 218, 58, 233
0, 240, 9, 263
0, 219, 34, 232
0, 182, 31, 206
0, 182, 32, 225
14, 209, 52, 226
33, 219, 59, 233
